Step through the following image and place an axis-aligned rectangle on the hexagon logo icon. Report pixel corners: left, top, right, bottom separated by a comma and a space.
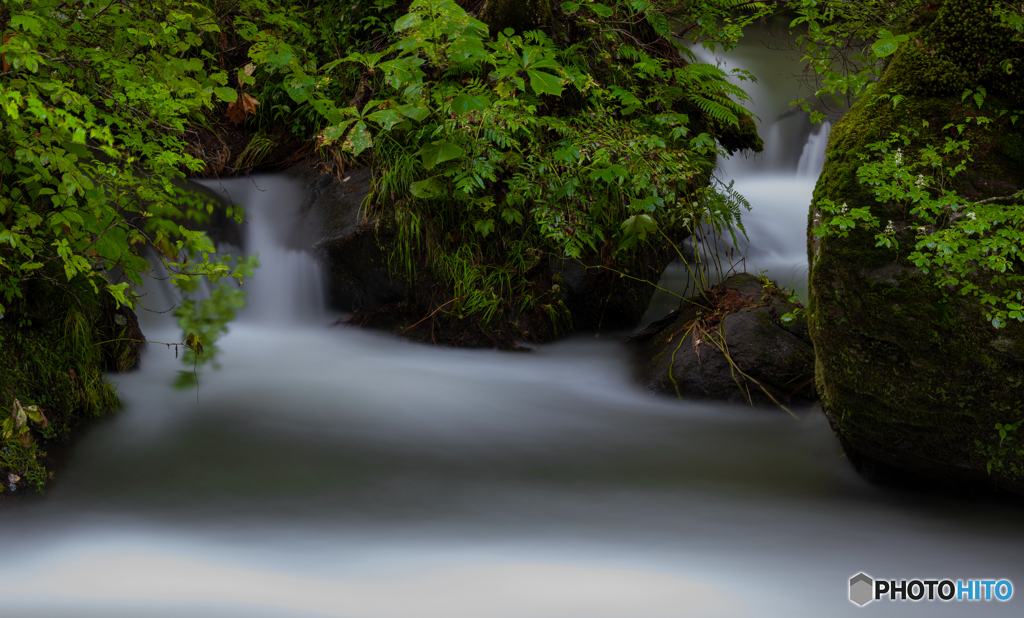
850, 573, 874, 606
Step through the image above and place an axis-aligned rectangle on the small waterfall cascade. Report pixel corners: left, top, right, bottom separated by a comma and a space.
6, 47, 1024, 616
194, 176, 326, 324
663, 42, 840, 300
795, 120, 832, 179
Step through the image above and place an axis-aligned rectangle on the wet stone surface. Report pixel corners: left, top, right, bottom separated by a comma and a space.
628, 273, 816, 407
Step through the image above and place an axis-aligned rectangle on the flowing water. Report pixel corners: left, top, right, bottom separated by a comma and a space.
4, 31, 1024, 618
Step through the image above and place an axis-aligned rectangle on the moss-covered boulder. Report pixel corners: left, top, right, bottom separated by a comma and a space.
630, 273, 816, 406
1, 276, 142, 495
808, 0, 1024, 492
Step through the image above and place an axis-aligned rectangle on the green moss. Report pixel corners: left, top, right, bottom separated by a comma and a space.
808, 0, 1024, 490
0, 275, 141, 494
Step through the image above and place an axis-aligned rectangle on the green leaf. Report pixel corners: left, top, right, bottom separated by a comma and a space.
561, 2, 580, 14
449, 35, 487, 61
587, 164, 629, 183
319, 119, 355, 145
10, 15, 43, 35
589, 3, 614, 17
62, 141, 91, 159
871, 38, 901, 58
527, 69, 564, 97
553, 145, 579, 163
419, 141, 465, 170
23, 404, 47, 427
501, 207, 524, 225
214, 87, 238, 103
451, 93, 489, 115
284, 74, 315, 103
394, 13, 421, 32
619, 214, 658, 249
343, 121, 373, 156
522, 47, 559, 71
106, 282, 132, 309
410, 178, 446, 199
474, 219, 495, 238
621, 214, 658, 237
367, 109, 404, 130
629, 196, 663, 212
397, 104, 430, 122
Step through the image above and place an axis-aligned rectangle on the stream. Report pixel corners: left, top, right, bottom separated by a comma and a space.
3, 27, 1023, 618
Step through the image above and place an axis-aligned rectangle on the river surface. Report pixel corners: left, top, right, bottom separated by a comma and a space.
3, 26, 1024, 618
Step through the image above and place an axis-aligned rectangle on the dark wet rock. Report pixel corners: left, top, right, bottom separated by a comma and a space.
630, 273, 816, 406
808, 0, 1024, 494
547, 242, 680, 335
287, 164, 373, 249
282, 163, 408, 313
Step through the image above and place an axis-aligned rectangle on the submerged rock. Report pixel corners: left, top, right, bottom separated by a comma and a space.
808, 0, 1024, 493
629, 273, 816, 406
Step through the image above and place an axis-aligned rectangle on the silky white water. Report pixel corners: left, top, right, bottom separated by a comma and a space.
3, 30, 1024, 618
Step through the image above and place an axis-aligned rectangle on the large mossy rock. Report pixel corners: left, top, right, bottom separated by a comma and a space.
630, 273, 816, 406
809, 0, 1024, 492
1, 277, 142, 494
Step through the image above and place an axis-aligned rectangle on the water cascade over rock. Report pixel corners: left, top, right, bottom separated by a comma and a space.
7, 23, 1024, 614
633, 39, 831, 404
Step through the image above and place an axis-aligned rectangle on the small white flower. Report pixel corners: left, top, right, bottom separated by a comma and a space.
894, 149, 903, 166
915, 174, 926, 188
885, 220, 895, 233
967, 212, 977, 220
841, 202, 849, 214
917, 226, 927, 235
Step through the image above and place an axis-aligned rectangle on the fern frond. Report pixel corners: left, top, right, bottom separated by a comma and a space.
689, 96, 740, 126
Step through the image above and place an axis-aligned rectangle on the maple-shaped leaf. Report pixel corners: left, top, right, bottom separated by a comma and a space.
225, 92, 259, 125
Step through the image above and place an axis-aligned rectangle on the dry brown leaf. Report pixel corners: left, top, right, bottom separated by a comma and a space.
225, 92, 259, 125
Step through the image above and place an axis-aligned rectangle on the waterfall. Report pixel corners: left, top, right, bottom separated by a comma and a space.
193, 176, 326, 324
685, 44, 838, 295
645, 43, 838, 320
10, 35, 1024, 618
795, 120, 832, 179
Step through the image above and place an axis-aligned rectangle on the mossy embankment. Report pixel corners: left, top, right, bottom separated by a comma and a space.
1, 274, 143, 496
809, 0, 1024, 492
